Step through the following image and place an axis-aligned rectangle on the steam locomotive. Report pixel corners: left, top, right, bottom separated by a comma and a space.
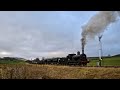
30, 51, 89, 66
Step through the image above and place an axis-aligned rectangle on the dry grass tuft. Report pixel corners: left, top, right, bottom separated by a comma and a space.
0, 64, 120, 79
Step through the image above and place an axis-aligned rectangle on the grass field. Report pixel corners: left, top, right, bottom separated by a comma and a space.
0, 60, 26, 64
0, 56, 120, 79
88, 56, 120, 66
0, 64, 120, 79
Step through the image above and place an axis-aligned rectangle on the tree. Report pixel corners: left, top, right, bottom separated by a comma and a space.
108, 54, 111, 57
42, 57, 45, 60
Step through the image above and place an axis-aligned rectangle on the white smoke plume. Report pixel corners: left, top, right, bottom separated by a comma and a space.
81, 11, 120, 51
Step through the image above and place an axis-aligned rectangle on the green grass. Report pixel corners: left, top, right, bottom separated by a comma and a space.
0, 56, 120, 66
0, 60, 26, 64
88, 57, 120, 66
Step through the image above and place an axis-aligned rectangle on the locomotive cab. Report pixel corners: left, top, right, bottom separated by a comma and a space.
67, 54, 76, 60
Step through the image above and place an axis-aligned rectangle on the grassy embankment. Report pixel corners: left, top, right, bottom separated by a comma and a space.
0, 64, 120, 79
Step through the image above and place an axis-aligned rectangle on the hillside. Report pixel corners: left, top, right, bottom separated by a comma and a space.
112, 54, 120, 57
0, 57, 26, 64
88, 54, 120, 60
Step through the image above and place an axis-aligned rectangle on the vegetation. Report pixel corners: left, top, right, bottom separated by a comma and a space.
0, 55, 120, 79
0, 64, 120, 79
0, 60, 26, 64
0, 57, 26, 64
88, 56, 120, 66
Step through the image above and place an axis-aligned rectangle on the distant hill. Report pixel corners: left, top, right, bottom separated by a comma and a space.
87, 54, 120, 60
112, 54, 120, 57
0, 57, 27, 64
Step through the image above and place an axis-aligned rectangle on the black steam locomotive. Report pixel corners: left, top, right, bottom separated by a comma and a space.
29, 51, 89, 66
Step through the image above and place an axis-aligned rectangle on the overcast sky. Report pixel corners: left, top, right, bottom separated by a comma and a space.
0, 11, 120, 59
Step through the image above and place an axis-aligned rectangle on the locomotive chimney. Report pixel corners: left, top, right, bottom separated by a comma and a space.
81, 38, 85, 54
82, 47, 84, 54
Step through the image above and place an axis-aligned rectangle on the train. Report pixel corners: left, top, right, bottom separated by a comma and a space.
27, 51, 90, 66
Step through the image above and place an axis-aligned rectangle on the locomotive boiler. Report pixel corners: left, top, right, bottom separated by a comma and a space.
66, 51, 89, 66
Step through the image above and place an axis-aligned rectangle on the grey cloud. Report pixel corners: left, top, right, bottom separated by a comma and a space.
0, 11, 80, 59
0, 11, 119, 59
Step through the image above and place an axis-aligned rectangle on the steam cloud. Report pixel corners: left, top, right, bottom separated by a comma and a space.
81, 11, 120, 51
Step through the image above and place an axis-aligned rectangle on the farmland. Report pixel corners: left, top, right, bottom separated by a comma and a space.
0, 56, 120, 79
0, 64, 120, 79
0, 60, 26, 64
88, 56, 120, 66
